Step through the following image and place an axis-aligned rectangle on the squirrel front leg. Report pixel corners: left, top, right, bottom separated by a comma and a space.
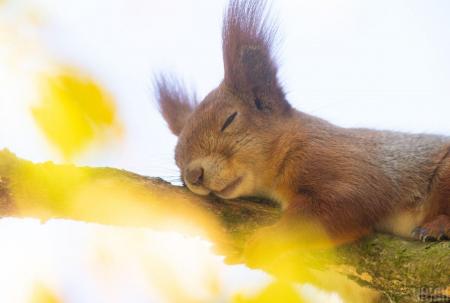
412, 154, 450, 241
243, 195, 372, 266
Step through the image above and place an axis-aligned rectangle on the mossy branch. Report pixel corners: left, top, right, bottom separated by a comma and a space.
0, 149, 448, 303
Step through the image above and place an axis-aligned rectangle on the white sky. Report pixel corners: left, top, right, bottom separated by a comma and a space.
1, 0, 449, 178
0, 1, 449, 302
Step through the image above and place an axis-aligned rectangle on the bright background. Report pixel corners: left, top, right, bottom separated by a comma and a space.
0, 0, 449, 302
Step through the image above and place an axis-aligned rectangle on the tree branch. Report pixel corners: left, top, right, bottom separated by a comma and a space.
0, 149, 448, 303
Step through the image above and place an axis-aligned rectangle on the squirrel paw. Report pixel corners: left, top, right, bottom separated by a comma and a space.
411, 214, 450, 242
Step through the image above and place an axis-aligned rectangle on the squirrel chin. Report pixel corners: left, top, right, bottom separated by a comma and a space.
186, 185, 211, 197
214, 176, 244, 199
186, 176, 245, 199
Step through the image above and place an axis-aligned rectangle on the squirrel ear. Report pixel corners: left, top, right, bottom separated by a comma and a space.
154, 74, 197, 136
222, 0, 289, 112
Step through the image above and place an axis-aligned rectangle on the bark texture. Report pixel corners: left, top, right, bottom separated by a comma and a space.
0, 149, 448, 303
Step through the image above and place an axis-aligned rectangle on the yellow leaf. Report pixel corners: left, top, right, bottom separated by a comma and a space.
30, 284, 62, 303
233, 280, 306, 303
32, 67, 122, 160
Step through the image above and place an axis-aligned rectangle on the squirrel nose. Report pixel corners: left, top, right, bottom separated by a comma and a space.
185, 166, 204, 186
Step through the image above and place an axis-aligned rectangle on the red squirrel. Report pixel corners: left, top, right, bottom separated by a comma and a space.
155, 0, 450, 252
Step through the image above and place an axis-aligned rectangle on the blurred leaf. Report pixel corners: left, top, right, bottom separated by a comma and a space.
30, 284, 62, 303
32, 67, 122, 160
232, 280, 306, 303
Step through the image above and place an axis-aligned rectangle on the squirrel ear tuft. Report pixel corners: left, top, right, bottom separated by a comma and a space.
153, 74, 197, 136
222, 0, 288, 112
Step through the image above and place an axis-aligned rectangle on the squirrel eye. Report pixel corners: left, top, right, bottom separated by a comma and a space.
221, 112, 238, 132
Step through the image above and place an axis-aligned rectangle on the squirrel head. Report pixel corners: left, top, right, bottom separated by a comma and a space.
155, 0, 292, 199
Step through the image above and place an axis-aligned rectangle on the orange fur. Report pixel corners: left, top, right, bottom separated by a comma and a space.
154, 0, 450, 247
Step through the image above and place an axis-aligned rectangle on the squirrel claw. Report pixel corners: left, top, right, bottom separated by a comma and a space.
437, 233, 449, 241
412, 215, 450, 242
421, 235, 436, 242
411, 227, 421, 238
411, 227, 429, 241
411, 227, 436, 242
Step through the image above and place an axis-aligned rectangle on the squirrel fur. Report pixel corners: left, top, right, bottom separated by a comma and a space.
155, 0, 450, 248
